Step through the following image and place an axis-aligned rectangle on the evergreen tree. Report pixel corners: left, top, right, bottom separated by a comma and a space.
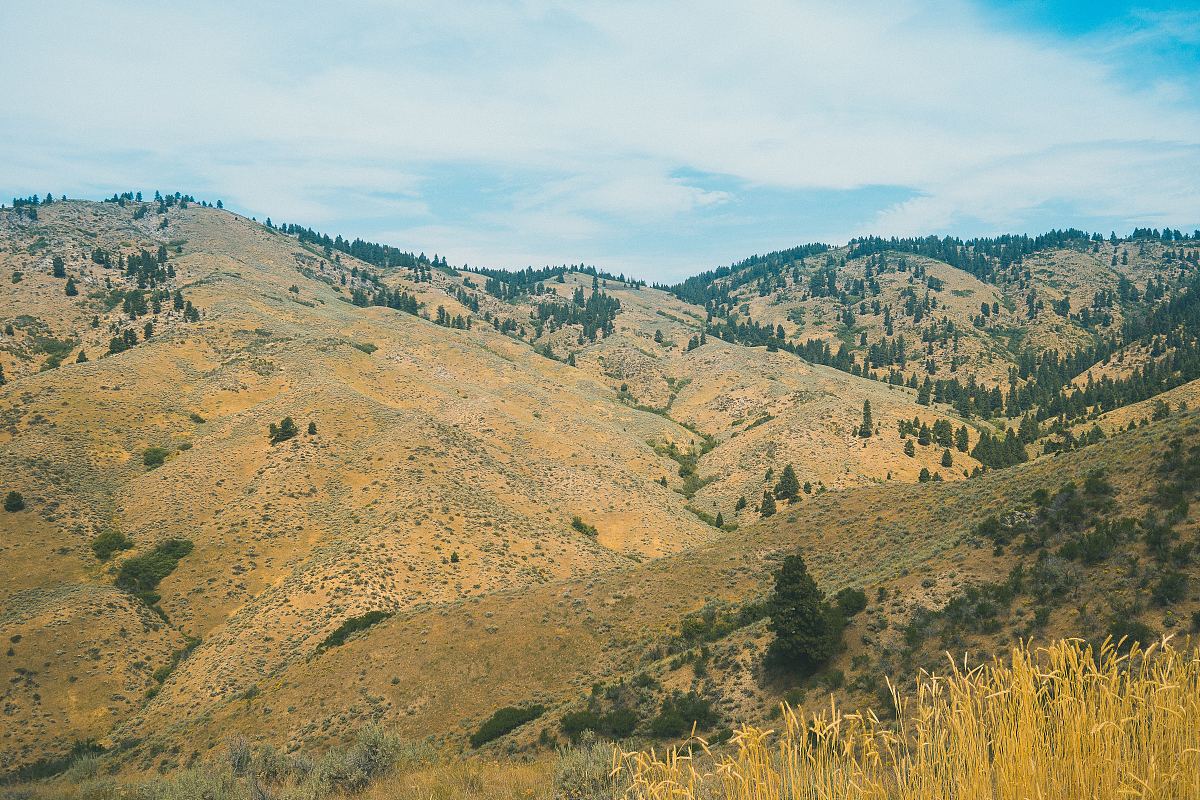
859, 399, 873, 437
765, 552, 843, 674
269, 416, 298, 444
76, 350, 87, 363
714, 512, 724, 528
4, 491, 25, 512
760, 491, 776, 518
955, 425, 969, 452
735, 496, 747, 512
307, 421, 317, 435
941, 448, 953, 467
52, 256, 65, 278
64, 276, 78, 296
904, 439, 915, 457
774, 464, 800, 500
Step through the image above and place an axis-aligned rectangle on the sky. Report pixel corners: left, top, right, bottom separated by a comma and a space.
2, 1, 1199, 282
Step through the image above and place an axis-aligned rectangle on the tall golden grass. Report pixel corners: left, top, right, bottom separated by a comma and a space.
616, 638, 1200, 799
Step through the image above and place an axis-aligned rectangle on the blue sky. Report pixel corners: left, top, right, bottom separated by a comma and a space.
2, 1, 1198, 282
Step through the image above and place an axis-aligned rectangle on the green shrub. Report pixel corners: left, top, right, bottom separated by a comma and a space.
269, 416, 298, 444
561, 708, 640, 741
115, 538, 193, 604
647, 691, 716, 738
835, 587, 868, 618
571, 517, 598, 537
317, 610, 393, 652
91, 530, 133, 560
470, 704, 545, 747
3, 491, 25, 512
1152, 571, 1189, 606
143, 447, 170, 469
1108, 617, 1155, 651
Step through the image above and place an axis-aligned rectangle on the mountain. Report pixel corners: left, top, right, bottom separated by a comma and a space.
1, 196, 1198, 788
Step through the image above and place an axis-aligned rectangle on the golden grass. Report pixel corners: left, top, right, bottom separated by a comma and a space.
617, 637, 1200, 799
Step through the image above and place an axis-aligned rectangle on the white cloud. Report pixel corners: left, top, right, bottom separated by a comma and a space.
1, 1, 1198, 276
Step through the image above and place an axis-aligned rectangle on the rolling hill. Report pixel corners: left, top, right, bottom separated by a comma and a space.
1, 196, 1198, 788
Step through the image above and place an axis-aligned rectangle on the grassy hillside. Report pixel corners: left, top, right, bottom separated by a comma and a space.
2, 198, 1198, 792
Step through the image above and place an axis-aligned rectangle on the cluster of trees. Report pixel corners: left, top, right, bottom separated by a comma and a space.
350, 284, 422, 314
531, 288, 621, 341
474, 264, 642, 302
277, 222, 438, 271
847, 229, 1109, 285
433, 305, 471, 329
664, 242, 830, 307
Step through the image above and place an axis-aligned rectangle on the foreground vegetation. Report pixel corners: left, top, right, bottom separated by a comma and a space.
618, 637, 1199, 799
10, 637, 1196, 799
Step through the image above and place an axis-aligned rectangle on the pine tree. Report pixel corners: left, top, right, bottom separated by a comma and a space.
859, 400, 873, 437
955, 425, 969, 452
735, 496, 747, 512
76, 350, 88, 363
774, 464, 800, 500
4, 491, 25, 512
714, 512, 724, 528
941, 448, 953, 467
904, 440, 916, 457
269, 416, 298, 444
52, 256, 65, 278
307, 421, 317, 435
760, 491, 776, 518
765, 552, 843, 674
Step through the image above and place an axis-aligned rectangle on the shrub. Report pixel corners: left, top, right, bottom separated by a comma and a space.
317, 610, 393, 652
316, 726, 402, 792
835, 587, 868, 618
571, 516, 598, 536
115, 538, 193, 604
1107, 617, 1155, 651
648, 691, 716, 738
470, 704, 545, 747
3, 491, 25, 512
1151, 571, 1189, 606
554, 732, 622, 799
91, 530, 133, 560
142, 446, 170, 468
561, 708, 640, 741
268, 416, 298, 444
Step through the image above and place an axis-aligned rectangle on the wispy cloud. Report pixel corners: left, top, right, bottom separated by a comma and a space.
1, 1, 1197, 278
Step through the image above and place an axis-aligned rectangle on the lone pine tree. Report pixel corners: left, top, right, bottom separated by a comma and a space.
760, 491, 776, 518
766, 552, 843, 674
774, 463, 800, 500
